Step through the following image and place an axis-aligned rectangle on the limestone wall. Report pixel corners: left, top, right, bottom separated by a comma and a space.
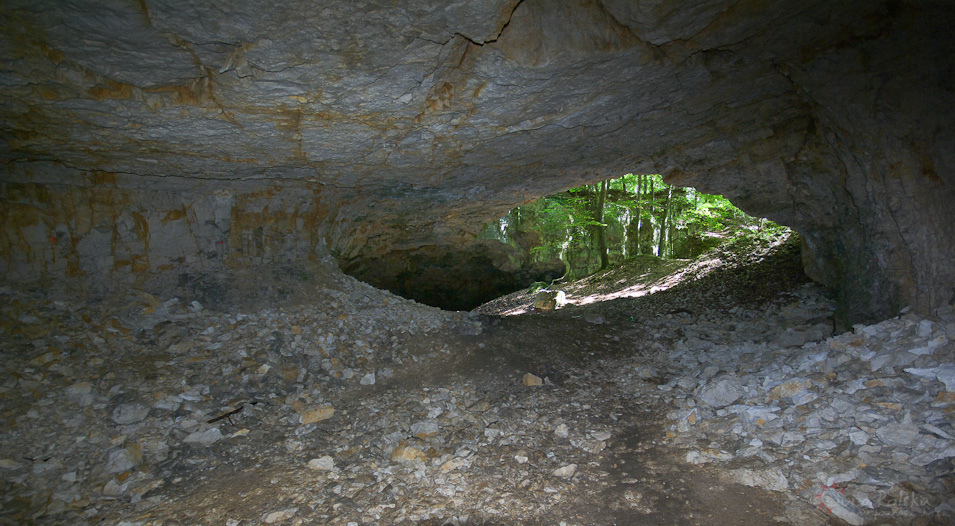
0, 163, 334, 300
0, 0, 952, 322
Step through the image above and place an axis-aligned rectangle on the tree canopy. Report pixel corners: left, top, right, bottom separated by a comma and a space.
481, 174, 789, 280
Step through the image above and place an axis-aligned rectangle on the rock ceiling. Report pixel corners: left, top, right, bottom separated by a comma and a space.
1, 0, 953, 323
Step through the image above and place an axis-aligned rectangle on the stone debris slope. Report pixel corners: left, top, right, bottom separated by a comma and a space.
1, 254, 954, 525
0, 273, 474, 524
651, 286, 955, 525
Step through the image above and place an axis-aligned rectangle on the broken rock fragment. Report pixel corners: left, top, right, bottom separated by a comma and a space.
302, 405, 335, 424
697, 375, 744, 408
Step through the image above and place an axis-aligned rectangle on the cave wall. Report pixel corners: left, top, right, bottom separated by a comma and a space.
1, 0, 952, 321
691, 2, 955, 323
0, 162, 338, 301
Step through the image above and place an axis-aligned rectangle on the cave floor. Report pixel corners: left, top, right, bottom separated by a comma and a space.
2, 233, 953, 525
152, 313, 796, 526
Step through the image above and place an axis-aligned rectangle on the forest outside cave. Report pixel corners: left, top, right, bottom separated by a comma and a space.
480, 173, 790, 292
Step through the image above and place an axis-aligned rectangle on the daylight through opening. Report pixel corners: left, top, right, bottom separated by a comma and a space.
480, 173, 790, 287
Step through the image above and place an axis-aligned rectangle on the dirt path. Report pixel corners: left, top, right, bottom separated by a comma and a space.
421, 314, 797, 526
149, 310, 804, 526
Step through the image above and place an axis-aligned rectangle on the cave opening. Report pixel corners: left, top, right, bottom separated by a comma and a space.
472, 173, 805, 316
478, 173, 788, 287
354, 174, 791, 314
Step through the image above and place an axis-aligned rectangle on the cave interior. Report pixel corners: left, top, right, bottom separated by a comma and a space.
1, 0, 954, 523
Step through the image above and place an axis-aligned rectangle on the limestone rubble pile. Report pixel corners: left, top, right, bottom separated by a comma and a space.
656, 287, 955, 524
0, 272, 472, 524
1, 271, 953, 524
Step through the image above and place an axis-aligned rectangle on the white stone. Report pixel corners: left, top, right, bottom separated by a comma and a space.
936, 363, 955, 390
905, 367, 940, 380
32, 458, 62, 474
111, 403, 149, 425
411, 420, 440, 438
577, 439, 606, 454
727, 405, 779, 424
876, 422, 920, 447
307, 456, 336, 471
104, 448, 137, 474
869, 353, 893, 372
698, 376, 744, 408
923, 423, 954, 440
360, 372, 376, 385
436, 485, 456, 497
102, 478, 124, 497
725, 468, 788, 491
65, 381, 91, 398
552, 464, 577, 478
791, 391, 819, 406
554, 423, 569, 438
904, 363, 955, 390
815, 486, 865, 525
184, 427, 223, 446
676, 377, 698, 390
264, 508, 298, 523
848, 428, 870, 446
825, 470, 862, 486
909, 442, 955, 467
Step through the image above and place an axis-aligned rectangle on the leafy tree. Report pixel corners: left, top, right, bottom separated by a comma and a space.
595, 179, 609, 269
481, 173, 786, 280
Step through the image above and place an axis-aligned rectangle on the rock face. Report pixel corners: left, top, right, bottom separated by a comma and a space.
1, 0, 953, 321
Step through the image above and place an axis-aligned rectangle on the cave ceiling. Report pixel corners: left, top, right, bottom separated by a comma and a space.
1, 0, 953, 321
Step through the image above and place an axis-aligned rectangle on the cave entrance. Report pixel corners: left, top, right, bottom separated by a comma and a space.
342, 175, 787, 313
479, 174, 788, 288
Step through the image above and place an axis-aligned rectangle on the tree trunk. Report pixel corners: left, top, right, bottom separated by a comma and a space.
596, 179, 609, 270
649, 176, 658, 256
634, 174, 646, 255
658, 184, 673, 257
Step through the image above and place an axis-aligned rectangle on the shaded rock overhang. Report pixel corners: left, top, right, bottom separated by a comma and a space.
0, 0, 953, 323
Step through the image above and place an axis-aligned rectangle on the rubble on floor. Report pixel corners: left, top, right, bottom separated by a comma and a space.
653, 285, 955, 524
0, 275, 477, 524
1, 271, 952, 524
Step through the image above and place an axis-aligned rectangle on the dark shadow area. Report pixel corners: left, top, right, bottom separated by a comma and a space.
341, 245, 565, 311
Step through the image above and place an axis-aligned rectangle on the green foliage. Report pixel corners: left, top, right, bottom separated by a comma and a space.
483, 173, 788, 279
736, 219, 792, 243
674, 192, 745, 231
